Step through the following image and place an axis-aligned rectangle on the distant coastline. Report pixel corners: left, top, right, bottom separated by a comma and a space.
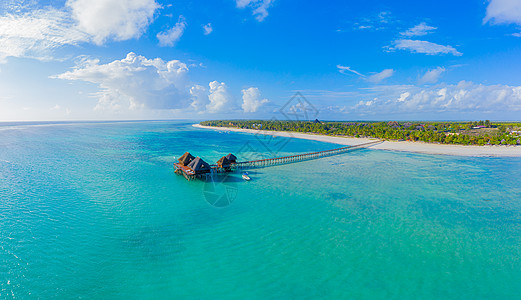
193, 124, 521, 157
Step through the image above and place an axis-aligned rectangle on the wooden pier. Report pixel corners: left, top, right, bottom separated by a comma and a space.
233, 140, 381, 169
174, 140, 382, 180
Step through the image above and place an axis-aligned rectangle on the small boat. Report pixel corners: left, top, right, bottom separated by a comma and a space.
242, 172, 251, 181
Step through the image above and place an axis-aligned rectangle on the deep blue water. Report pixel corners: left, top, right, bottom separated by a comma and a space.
1, 121, 521, 299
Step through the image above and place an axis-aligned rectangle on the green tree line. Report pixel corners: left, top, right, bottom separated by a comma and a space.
200, 120, 521, 146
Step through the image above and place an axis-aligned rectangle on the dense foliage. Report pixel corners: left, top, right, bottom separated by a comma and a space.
200, 120, 521, 146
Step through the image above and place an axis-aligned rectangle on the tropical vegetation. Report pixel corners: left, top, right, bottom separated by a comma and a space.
200, 120, 521, 146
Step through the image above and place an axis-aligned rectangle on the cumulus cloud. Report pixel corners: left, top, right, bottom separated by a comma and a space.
0, 0, 160, 61
67, 0, 159, 45
389, 39, 462, 56
203, 23, 213, 35
206, 81, 230, 113
368, 69, 394, 83
157, 15, 187, 47
236, 0, 274, 22
418, 67, 446, 85
241, 87, 269, 112
397, 92, 410, 102
349, 81, 521, 115
484, 0, 521, 25
400, 22, 437, 37
52, 52, 190, 111
189, 84, 208, 111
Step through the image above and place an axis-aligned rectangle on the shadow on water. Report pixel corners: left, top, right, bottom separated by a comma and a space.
121, 224, 187, 260
325, 191, 382, 216
203, 174, 244, 183
197, 170, 263, 183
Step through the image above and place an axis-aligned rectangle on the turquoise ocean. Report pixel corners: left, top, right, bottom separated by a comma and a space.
1, 121, 521, 299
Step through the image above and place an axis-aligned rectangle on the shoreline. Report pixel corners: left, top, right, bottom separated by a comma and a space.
193, 124, 521, 157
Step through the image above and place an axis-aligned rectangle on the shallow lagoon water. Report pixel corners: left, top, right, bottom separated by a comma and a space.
1, 121, 521, 299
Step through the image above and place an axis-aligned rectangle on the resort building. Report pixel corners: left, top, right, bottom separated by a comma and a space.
187, 157, 211, 174
178, 152, 195, 166
225, 153, 237, 163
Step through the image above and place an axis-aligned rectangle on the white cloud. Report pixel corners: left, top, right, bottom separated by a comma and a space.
389, 39, 462, 56
66, 0, 159, 45
53, 53, 240, 115
189, 84, 208, 111
397, 92, 410, 102
349, 81, 521, 114
338, 65, 393, 84
206, 81, 230, 113
241, 87, 269, 112
203, 23, 213, 35
400, 22, 437, 37
484, 0, 521, 25
53, 52, 190, 111
418, 67, 446, 85
368, 69, 394, 83
0, 1, 34, 12
236, 0, 253, 7
157, 16, 187, 47
0, 0, 160, 61
0, 8, 89, 62
353, 11, 393, 31
236, 0, 274, 22
337, 65, 365, 77
377, 11, 391, 24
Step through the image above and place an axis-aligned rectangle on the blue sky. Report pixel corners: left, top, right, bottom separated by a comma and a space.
1, 0, 521, 121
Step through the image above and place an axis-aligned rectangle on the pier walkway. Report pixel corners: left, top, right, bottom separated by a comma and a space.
232, 140, 382, 169
174, 140, 382, 180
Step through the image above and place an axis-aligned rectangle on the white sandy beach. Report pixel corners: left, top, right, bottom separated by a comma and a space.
193, 124, 521, 157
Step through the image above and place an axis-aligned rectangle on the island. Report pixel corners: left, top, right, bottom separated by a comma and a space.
195, 120, 521, 157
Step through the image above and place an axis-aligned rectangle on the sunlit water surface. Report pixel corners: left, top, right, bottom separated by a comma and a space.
1, 121, 521, 299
